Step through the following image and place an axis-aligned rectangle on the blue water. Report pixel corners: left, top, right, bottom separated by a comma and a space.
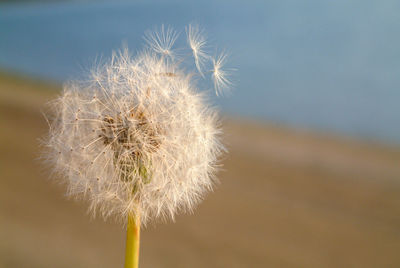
1, 0, 400, 144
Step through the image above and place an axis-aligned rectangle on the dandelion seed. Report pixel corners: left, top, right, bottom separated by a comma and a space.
144, 25, 179, 58
212, 51, 232, 96
186, 24, 208, 76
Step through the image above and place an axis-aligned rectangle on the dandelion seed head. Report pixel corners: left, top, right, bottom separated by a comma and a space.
43, 26, 233, 226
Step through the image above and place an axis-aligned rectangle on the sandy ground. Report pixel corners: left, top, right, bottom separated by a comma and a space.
1, 72, 400, 268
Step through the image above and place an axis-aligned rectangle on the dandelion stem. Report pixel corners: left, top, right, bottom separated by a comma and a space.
124, 213, 140, 268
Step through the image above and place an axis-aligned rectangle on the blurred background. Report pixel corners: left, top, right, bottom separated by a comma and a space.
1, 1, 400, 267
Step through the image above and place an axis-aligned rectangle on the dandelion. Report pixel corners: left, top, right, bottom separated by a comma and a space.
43, 25, 232, 268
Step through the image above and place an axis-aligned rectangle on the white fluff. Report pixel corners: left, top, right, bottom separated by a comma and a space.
186, 24, 208, 76
43, 25, 231, 225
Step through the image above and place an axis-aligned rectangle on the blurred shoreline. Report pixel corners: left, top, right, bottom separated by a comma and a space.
1, 72, 400, 267
2, 68, 399, 147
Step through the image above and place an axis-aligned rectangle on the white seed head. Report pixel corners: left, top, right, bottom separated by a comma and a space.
43, 26, 232, 225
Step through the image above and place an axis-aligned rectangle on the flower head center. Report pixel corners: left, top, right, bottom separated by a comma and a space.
100, 109, 161, 159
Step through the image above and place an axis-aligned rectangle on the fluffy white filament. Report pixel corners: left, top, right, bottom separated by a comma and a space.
212, 51, 232, 96
186, 24, 208, 76
43, 25, 231, 225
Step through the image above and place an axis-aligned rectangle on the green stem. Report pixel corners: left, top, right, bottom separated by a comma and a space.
124, 213, 140, 268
